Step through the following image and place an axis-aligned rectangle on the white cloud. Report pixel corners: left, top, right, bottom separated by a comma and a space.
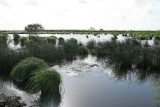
79, 0, 88, 4
0, 0, 160, 30
0, 0, 9, 6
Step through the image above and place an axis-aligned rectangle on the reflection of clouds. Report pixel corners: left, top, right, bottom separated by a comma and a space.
103, 68, 114, 78
152, 79, 160, 106
51, 55, 103, 77
51, 54, 117, 78
0, 79, 39, 106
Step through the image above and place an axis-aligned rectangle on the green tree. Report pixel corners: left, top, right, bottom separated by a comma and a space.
25, 23, 44, 36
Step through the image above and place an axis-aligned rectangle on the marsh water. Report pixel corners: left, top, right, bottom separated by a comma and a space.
0, 34, 158, 107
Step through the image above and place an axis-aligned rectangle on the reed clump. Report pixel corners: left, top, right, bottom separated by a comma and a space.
10, 57, 48, 82
28, 70, 61, 95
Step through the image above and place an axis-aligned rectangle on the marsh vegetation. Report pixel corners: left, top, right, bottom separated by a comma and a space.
1, 30, 160, 106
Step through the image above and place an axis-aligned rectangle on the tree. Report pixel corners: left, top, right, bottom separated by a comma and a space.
25, 23, 44, 36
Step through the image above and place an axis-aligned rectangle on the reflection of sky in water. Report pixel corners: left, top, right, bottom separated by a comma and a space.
0, 80, 39, 106
0, 53, 155, 107
8, 34, 154, 49
51, 55, 154, 107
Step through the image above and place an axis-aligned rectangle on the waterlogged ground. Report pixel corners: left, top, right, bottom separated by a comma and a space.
0, 34, 158, 107
52, 55, 155, 107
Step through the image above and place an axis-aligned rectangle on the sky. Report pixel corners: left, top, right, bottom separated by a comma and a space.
0, 0, 160, 30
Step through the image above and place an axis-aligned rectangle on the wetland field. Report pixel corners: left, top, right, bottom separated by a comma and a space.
1, 31, 160, 107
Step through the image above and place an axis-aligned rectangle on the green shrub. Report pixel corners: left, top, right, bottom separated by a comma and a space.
155, 36, 160, 41
13, 33, 20, 45
28, 70, 61, 95
47, 37, 56, 45
78, 46, 89, 55
58, 37, 65, 45
87, 40, 96, 50
25, 39, 34, 46
26, 41, 65, 62
0, 46, 26, 73
111, 35, 118, 40
68, 38, 77, 44
28, 36, 47, 43
64, 38, 78, 59
0, 32, 8, 45
10, 57, 48, 82
93, 39, 142, 69
139, 36, 146, 40
20, 37, 27, 46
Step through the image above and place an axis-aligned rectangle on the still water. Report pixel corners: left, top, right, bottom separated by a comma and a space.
0, 34, 158, 107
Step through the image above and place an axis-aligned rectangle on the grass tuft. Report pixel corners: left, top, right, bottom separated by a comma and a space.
10, 57, 48, 82
78, 46, 89, 55
28, 70, 61, 95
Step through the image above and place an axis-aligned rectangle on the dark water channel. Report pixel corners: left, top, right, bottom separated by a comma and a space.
0, 34, 158, 107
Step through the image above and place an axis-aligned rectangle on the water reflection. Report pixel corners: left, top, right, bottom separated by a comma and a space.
0, 74, 63, 107
152, 78, 160, 106
0, 54, 158, 107
0, 75, 39, 106
95, 55, 160, 84
40, 92, 61, 107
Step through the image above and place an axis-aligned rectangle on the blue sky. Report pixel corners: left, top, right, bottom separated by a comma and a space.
0, 0, 160, 30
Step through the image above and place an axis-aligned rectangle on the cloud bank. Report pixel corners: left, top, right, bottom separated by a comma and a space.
0, 0, 160, 30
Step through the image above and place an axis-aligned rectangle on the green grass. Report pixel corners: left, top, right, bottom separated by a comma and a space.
58, 37, 65, 45
13, 33, 20, 45
0, 32, 8, 45
78, 46, 89, 55
20, 37, 27, 46
0, 45, 30, 73
91, 38, 160, 70
26, 40, 65, 62
10, 57, 48, 82
63, 38, 78, 60
87, 40, 96, 50
47, 36, 56, 45
28, 70, 61, 95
